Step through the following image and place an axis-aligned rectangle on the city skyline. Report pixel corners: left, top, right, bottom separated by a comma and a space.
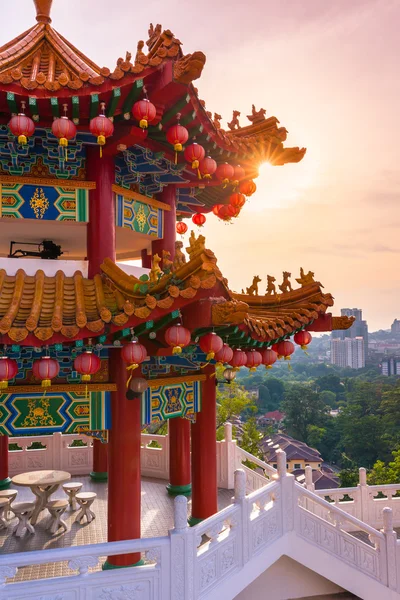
1, 0, 399, 331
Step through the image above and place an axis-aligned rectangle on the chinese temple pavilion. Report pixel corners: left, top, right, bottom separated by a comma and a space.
0, 0, 351, 568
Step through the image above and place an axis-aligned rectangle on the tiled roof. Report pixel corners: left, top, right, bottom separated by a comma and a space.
263, 411, 285, 421
293, 468, 339, 490
261, 433, 322, 463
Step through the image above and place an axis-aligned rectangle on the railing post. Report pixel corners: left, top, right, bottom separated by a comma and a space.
53, 432, 62, 471
381, 507, 397, 590
358, 467, 369, 523
169, 496, 193, 600
234, 468, 249, 566
218, 422, 237, 489
305, 466, 315, 492
276, 450, 295, 533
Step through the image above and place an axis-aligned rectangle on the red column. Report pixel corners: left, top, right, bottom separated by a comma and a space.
86, 147, 116, 480
190, 366, 218, 525
151, 185, 176, 259
0, 435, 10, 489
141, 248, 152, 269
105, 351, 142, 568
167, 417, 191, 496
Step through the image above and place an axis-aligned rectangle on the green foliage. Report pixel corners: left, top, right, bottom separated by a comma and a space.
216, 380, 256, 429
240, 418, 263, 459
281, 383, 328, 444
368, 450, 400, 485
338, 468, 359, 487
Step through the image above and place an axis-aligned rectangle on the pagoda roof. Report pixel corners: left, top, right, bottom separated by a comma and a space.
0, 233, 352, 347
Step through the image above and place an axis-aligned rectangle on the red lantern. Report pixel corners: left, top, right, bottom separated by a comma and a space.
199, 156, 217, 180
199, 332, 223, 361
214, 343, 234, 366
217, 205, 233, 221
184, 143, 205, 178
261, 348, 277, 370
165, 324, 191, 354
89, 102, 114, 157
229, 193, 246, 209
272, 343, 279, 354
294, 330, 312, 351
216, 163, 235, 187
229, 349, 247, 370
132, 99, 156, 129
8, 101, 35, 146
245, 350, 262, 372
52, 106, 77, 161
176, 221, 188, 235
0, 356, 18, 389
122, 341, 147, 367
212, 204, 223, 216
166, 124, 189, 163
192, 213, 206, 227
239, 180, 257, 197
33, 357, 60, 388
275, 340, 295, 361
74, 351, 101, 382
232, 165, 246, 189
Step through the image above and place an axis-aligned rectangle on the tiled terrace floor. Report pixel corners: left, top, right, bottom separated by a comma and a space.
0, 476, 234, 582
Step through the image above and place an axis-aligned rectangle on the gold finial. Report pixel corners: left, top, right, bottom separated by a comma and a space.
33, 0, 53, 24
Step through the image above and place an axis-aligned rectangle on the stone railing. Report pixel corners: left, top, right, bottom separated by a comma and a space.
3, 451, 400, 599
304, 466, 400, 530
8, 432, 169, 479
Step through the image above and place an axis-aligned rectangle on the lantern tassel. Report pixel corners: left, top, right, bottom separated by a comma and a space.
172, 346, 182, 355
126, 363, 139, 388
249, 367, 257, 372
206, 351, 215, 361
0, 381, 8, 390
265, 365, 273, 370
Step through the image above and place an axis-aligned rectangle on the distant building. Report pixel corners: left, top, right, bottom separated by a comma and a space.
257, 411, 285, 427
260, 433, 322, 472
391, 319, 400, 335
333, 308, 368, 356
293, 468, 339, 490
381, 356, 400, 376
330, 337, 365, 369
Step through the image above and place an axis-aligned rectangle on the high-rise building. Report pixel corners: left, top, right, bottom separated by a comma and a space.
391, 320, 400, 335
381, 356, 400, 376
330, 337, 365, 369
332, 308, 368, 356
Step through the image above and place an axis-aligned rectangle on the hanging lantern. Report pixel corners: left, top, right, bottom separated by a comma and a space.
272, 343, 280, 354
294, 330, 312, 351
89, 102, 114, 157
122, 340, 148, 388
51, 104, 77, 161
245, 350, 262, 372
192, 213, 206, 227
216, 163, 235, 188
8, 101, 35, 146
126, 376, 149, 400
166, 124, 189, 163
261, 348, 278, 370
199, 332, 223, 361
229, 349, 247, 370
223, 367, 237, 383
0, 356, 18, 389
33, 357, 60, 388
232, 165, 246, 189
165, 323, 191, 354
227, 204, 241, 218
214, 343, 234, 367
199, 156, 217, 180
239, 180, 257, 197
176, 221, 188, 235
184, 143, 205, 179
132, 98, 156, 129
74, 351, 101, 382
217, 205, 233, 221
212, 204, 223, 216
275, 340, 295, 361
229, 193, 246, 209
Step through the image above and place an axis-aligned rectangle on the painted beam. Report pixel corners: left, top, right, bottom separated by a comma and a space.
6, 92, 17, 115
161, 94, 190, 125
72, 96, 79, 124
122, 79, 144, 116
89, 94, 99, 120
106, 87, 121, 118
50, 97, 59, 118
28, 97, 39, 121
179, 111, 196, 127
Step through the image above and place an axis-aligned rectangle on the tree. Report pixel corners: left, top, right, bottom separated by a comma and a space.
319, 390, 337, 408
338, 468, 359, 487
281, 384, 328, 444
216, 381, 256, 431
240, 417, 263, 459
368, 450, 400, 485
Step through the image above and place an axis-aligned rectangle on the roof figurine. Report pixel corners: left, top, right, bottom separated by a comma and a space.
247, 104, 267, 125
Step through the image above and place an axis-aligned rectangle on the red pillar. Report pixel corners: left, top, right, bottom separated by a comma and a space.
167, 417, 191, 496
105, 351, 142, 568
0, 435, 11, 489
86, 147, 116, 481
141, 248, 152, 269
151, 185, 176, 259
190, 365, 218, 525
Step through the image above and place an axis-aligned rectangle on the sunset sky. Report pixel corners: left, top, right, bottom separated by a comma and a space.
3, 0, 400, 331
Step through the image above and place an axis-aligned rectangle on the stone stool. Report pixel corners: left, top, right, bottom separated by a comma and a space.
46, 499, 68, 534
0, 489, 18, 520
75, 492, 96, 524
12, 502, 35, 537
0, 498, 9, 530
62, 482, 83, 511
